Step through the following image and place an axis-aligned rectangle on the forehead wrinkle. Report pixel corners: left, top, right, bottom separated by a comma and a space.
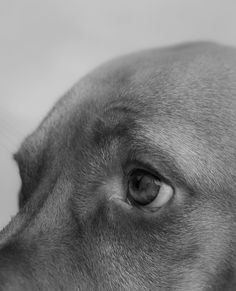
133, 120, 226, 192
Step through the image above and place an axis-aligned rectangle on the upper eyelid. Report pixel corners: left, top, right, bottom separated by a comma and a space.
124, 159, 172, 186
128, 169, 161, 185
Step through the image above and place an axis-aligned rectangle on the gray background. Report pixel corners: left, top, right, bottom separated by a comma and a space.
1, 0, 236, 229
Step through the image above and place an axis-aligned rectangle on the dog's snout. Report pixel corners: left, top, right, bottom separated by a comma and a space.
0, 214, 88, 291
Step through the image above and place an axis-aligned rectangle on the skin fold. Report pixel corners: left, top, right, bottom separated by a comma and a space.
0, 42, 236, 290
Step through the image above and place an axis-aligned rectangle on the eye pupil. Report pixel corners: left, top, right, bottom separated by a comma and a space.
133, 175, 143, 190
128, 170, 161, 206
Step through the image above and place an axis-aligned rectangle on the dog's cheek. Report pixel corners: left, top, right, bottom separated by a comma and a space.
180, 202, 236, 290
72, 179, 235, 290
81, 202, 202, 290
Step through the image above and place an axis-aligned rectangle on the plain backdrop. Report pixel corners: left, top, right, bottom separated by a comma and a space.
1, 0, 236, 229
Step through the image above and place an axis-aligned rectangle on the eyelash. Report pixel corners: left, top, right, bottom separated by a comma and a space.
125, 160, 169, 185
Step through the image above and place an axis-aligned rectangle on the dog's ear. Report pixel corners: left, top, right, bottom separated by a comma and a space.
13, 153, 24, 209
18, 187, 26, 210
13, 150, 43, 210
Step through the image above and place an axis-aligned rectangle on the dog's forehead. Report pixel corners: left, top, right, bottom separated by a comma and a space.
50, 42, 236, 125
19, 43, 236, 181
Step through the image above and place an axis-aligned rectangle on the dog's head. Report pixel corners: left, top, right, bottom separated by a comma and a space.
1, 42, 236, 290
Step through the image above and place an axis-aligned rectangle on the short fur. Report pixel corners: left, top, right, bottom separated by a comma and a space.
0, 42, 236, 290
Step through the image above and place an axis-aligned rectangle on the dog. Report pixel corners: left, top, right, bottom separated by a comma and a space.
0, 42, 236, 291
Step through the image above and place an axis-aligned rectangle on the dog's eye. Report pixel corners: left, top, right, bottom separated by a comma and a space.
127, 169, 173, 210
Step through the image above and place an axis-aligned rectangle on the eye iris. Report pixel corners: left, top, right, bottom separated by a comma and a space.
129, 171, 161, 205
